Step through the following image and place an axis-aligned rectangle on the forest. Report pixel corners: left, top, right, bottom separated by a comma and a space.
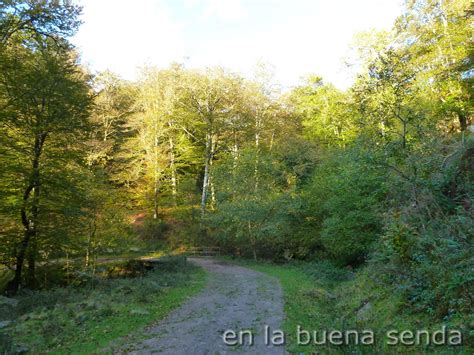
0, 0, 472, 353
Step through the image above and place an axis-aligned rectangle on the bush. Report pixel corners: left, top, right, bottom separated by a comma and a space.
375, 209, 473, 318
0, 331, 14, 354
372, 141, 474, 319
139, 218, 169, 241
303, 149, 387, 265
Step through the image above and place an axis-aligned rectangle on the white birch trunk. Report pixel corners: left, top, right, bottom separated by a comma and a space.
201, 131, 212, 216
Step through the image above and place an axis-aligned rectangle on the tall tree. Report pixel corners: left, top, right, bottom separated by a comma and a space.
0, 0, 81, 44
182, 68, 244, 216
0, 1, 91, 293
290, 75, 357, 147
122, 65, 197, 217
87, 71, 135, 176
397, 0, 472, 131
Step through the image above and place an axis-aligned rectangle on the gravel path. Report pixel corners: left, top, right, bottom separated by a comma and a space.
125, 258, 285, 354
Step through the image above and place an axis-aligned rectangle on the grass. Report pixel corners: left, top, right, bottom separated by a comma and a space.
1, 256, 207, 353
2, 254, 471, 354
242, 261, 340, 353
230, 258, 473, 354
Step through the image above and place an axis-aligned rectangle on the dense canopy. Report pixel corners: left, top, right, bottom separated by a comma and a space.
0, 0, 472, 352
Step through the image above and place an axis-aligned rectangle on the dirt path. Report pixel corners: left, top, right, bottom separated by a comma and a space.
124, 258, 285, 354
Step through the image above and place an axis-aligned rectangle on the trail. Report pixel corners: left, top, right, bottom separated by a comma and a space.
123, 258, 285, 354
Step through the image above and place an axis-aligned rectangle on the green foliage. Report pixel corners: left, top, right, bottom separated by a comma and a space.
87, 71, 135, 171
0, 0, 139, 292
290, 76, 357, 146
0, 330, 16, 354
398, 0, 472, 131
241, 259, 472, 353
302, 149, 387, 265
0, 0, 95, 292
207, 146, 311, 259
139, 218, 169, 242
373, 140, 474, 318
0, 0, 471, 347
0, 0, 82, 44
272, 137, 319, 187
204, 0, 472, 329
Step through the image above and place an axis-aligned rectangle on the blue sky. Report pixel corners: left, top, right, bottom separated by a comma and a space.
72, 0, 403, 89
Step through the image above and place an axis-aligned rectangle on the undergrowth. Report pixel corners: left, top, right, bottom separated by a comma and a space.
235, 258, 473, 354
0, 256, 206, 353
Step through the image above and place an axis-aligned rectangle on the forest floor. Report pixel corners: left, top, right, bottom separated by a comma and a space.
2, 254, 471, 353
0, 256, 206, 353
113, 258, 286, 354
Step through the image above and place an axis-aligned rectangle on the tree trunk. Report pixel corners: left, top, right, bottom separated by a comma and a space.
254, 114, 261, 193
232, 133, 239, 200
169, 136, 178, 206
26, 238, 37, 288
7, 132, 46, 295
201, 130, 213, 216
85, 240, 90, 268
210, 174, 216, 210
153, 122, 160, 220
7, 229, 33, 295
153, 182, 159, 219
209, 137, 217, 209
458, 112, 467, 132
168, 120, 178, 206
85, 218, 97, 268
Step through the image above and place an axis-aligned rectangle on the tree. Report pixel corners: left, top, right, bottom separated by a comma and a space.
0, 1, 91, 293
0, 0, 81, 44
120, 65, 199, 217
87, 71, 135, 173
396, 0, 472, 132
302, 149, 387, 265
352, 49, 424, 151
290, 75, 357, 147
208, 148, 287, 259
181, 68, 245, 216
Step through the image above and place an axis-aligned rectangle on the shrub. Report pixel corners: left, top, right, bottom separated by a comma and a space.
0, 331, 14, 354
373, 141, 474, 319
139, 218, 169, 241
303, 149, 387, 265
